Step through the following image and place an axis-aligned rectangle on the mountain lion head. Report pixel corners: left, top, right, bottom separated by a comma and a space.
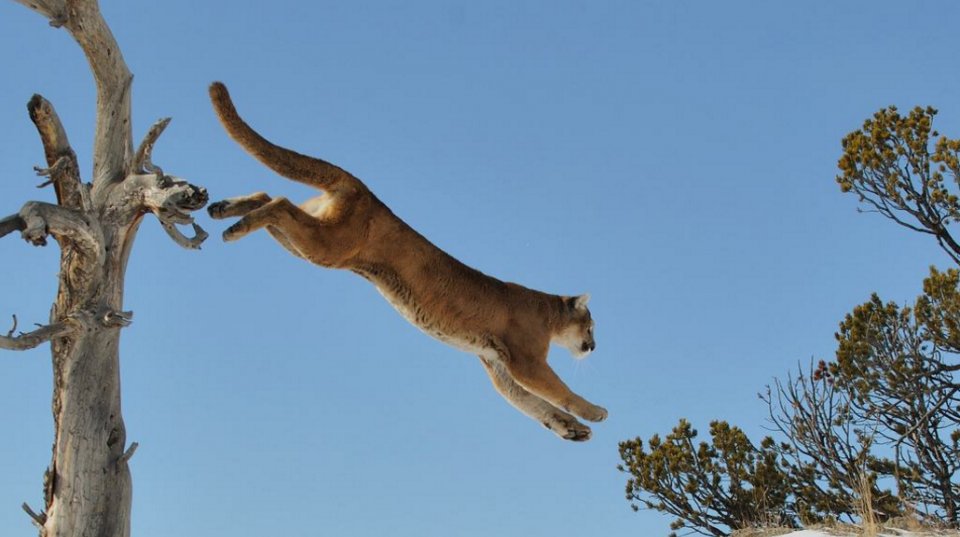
558, 294, 595, 359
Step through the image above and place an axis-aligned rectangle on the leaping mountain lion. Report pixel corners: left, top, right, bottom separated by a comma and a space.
207, 82, 607, 441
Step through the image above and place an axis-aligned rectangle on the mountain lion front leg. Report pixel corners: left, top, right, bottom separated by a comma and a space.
480, 357, 591, 441
503, 350, 608, 423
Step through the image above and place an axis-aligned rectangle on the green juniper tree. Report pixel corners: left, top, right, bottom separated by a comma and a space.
828, 271, 960, 523
618, 105, 960, 535
618, 420, 795, 537
837, 105, 960, 264
835, 105, 960, 524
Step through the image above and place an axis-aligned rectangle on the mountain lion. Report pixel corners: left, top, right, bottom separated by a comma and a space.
207, 82, 607, 441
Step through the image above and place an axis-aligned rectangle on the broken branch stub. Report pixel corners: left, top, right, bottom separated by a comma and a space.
132, 117, 171, 176
27, 94, 83, 208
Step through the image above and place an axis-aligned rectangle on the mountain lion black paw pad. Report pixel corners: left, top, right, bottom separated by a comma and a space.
553, 414, 592, 441
207, 200, 230, 219
563, 426, 592, 442
222, 222, 247, 242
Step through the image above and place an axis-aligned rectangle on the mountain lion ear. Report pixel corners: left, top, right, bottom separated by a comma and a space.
570, 293, 590, 310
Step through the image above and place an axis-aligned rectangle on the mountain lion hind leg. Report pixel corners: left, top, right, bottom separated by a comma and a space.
480, 357, 592, 441
208, 192, 272, 219
208, 193, 309, 260
211, 195, 363, 268
218, 197, 308, 242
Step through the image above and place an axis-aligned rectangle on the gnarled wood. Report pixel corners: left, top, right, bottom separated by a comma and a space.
4, 2, 209, 536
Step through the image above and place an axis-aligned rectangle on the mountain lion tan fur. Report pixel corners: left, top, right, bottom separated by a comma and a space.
207, 82, 607, 441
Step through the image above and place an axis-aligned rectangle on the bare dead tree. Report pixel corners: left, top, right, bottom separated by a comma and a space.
1, 1, 208, 536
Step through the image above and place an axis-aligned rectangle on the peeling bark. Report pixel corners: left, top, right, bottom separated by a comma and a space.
3, 1, 208, 536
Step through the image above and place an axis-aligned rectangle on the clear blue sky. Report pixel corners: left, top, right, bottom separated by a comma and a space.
1, 1, 958, 536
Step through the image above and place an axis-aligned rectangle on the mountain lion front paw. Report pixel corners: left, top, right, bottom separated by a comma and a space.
544, 412, 592, 442
563, 400, 608, 423
562, 425, 592, 442
582, 404, 608, 423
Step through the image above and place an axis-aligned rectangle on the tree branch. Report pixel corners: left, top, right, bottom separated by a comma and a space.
131, 173, 209, 249
0, 320, 75, 351
160, 221, 208, 250
12, 0, 66, 26
118, 441, 138, 464
66, 0, 134, 187
126, 121, 210, 248
131, 117, 171, 176
21, 502, 46, 528
0, 213, 26, 239
99, 309, 133, 328
35, 0, 134, 188
17, 201, 103, 258
895, 386, 960, 449
137, 175, 208, 222
27, 94, 84, 208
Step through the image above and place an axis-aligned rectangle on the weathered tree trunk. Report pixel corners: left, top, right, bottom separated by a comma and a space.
1, 1, 208, 536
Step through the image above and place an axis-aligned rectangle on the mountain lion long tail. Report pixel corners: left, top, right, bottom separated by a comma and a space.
209, 82, 359, 192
